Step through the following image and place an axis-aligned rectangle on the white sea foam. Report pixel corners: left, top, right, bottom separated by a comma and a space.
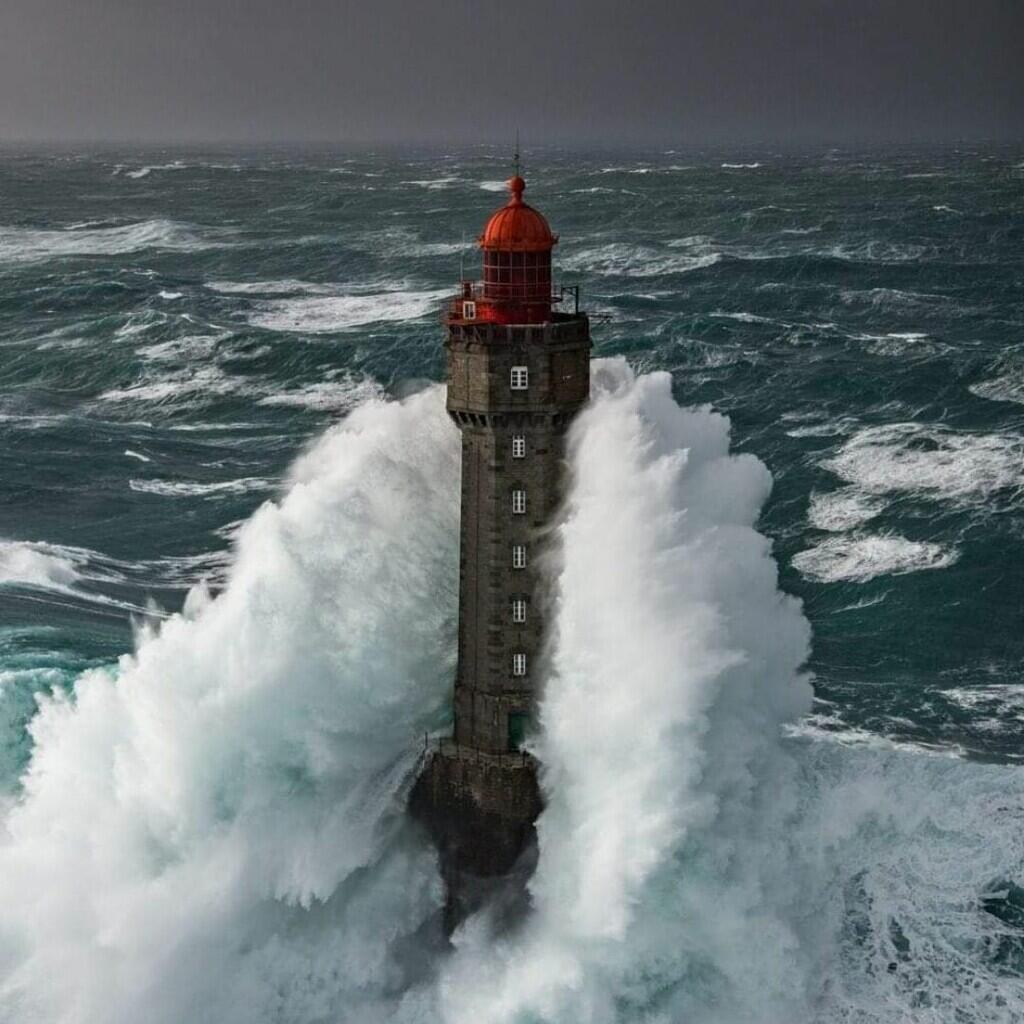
0, 220, 221, 264
863, 332, 952, 357
99, 365, 246, 405
710, 310, 778, 324
970, 374, 1024, 406
824, 422, 1024, 505
942, 685, 1024, 736
784, 718, 965, 758
125, 161, 188, 179
721, 162, 763, 169
560, 242, 720, 278
784, 416, 859, 438
792, 532, 958, 583
404, 176, 461, 189
807, 489, 885, 531
839, 286, 946, 311
206, 279, 337, 296
128, 478, 276, 498
247, 288, 449, 333
258, 377, 384, 411
478, 180, 509, 192
135, 334, 225, 363
124, 450, 152, 463
825, 241, 927, 264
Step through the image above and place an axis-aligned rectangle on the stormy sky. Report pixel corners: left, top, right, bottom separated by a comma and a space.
0, 0, 1020, 144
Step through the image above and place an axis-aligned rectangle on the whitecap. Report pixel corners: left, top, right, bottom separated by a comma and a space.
135, 334, 225, 363
99, 365, 245, 404
0, 219, 223, 263
0, 540, 156, 614
247, 288, 449, 333
0, 540, 82, 590
970, 374, 1024, 406
863, 332, 952, 357
403, 176, 461, 189
942, 685, 1024, 735
128, 477, 276, 498
710, 311, 778, 324
560, 242, 720, 278
784, 718, 965, 758
824, 422, 1024, 504
792, 533, 959, 583
785, 416, 860, 439
206, 279, 336, 296
258, 377, 383, 411
807, 489, 885, 531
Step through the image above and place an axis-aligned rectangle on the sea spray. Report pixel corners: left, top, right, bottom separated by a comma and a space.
1, 364, 1022, 1023
439, 359, 818, 1023
0, 388, 460, 1024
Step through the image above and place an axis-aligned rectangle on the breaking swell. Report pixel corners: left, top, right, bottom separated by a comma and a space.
0, 361, 1021, 1023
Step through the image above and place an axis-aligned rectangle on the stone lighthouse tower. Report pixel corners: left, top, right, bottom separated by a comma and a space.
411, 169, 591, 928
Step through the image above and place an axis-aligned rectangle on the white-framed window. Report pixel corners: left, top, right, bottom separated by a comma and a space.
512, 598, 527, 623
512, 544, 527, 569
510, 366, 529, 390
512, 435, 526, 459
512, 653, 527, 677
462, 300, 476, 319
512, 489, 526, 515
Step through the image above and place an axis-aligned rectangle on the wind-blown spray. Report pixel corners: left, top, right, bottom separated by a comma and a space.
439, 359, 817, 1023
0, 389, 460, 1024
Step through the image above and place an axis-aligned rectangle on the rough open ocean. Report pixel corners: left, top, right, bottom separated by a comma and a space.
0, 145, 1022, 1023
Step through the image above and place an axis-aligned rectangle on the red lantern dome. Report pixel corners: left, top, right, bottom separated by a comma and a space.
479, 176, 558, 253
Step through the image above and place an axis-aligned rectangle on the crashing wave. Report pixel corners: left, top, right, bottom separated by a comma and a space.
1, 365, 1021, 1023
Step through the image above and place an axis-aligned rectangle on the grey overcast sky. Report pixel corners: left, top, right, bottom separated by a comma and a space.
0, 0, 1020, 144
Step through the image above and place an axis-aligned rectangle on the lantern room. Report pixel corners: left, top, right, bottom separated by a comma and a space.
449, 174, 560, 325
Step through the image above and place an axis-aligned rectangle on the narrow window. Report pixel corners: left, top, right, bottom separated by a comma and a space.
512, 435, 526, 459
512, 598, 527, 623
512, 653, 527, 677
512, 489, 526, 515
508, 712, 529, 751
510, 366, 529, 391
512, 544, 527, 569
462, 300, 476, 319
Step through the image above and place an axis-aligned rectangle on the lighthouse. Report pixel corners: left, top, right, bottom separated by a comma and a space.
411, 169, 592, 929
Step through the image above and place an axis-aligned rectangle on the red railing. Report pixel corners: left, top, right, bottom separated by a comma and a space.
445, 280, 570, 320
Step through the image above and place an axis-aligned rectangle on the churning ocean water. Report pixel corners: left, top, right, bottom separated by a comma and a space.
0, 145, 1022, 1023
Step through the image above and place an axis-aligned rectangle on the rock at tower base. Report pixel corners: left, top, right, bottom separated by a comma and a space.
409, 741, 542, 933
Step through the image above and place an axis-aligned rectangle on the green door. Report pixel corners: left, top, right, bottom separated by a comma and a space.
507, 712, 530, 751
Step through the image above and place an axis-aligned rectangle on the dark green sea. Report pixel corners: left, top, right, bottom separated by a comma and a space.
0, 145, 1022, 1022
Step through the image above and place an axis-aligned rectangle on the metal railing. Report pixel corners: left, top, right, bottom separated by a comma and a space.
444, 280, 577, 320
